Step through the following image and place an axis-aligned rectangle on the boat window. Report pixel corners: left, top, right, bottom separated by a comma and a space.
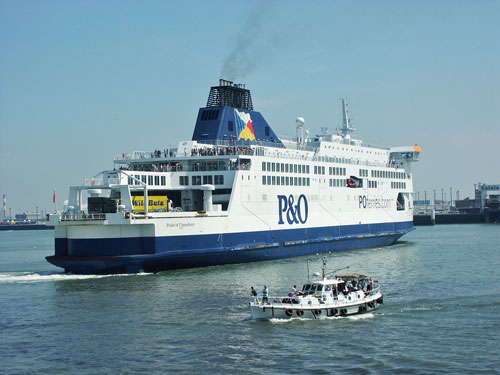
262, 176, 266, 185
316, 284, 323, 291
262, 162, 266, 171
310, 285, 317, 292
324, 285, 332, 291
303, 284, 310, 291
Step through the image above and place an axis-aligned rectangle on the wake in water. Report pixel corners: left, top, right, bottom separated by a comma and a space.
0, 271, 152, 283
262, 313, 376, 324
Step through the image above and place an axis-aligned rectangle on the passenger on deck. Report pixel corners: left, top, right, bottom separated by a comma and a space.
262, 286, 269, 304
250, 286, 258, 303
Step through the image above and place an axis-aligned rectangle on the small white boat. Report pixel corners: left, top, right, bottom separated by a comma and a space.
249, 257, 383, 320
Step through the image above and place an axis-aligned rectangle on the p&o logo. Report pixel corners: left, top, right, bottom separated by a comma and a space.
277, 194, 308, 225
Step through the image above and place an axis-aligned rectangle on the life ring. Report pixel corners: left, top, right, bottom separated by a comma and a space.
285, 309, 293, 317
296, 310, 304, 317
333, 308, 339, 316
340, 308, 347, 316
315, 309, 322, 315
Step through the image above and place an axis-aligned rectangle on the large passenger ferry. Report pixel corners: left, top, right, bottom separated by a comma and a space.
47, 80, 421, 274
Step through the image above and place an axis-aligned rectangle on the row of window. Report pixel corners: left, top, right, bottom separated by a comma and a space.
359, 169, 369, 177
391, 182, 407, 189
128, 175, 167, 186
372, 170, 406, 179
329, 179, 347, 187
180, 175, 225, 186
329, 167, 347, 176
315, 166, 325, 175
368, 180, 378, 188
262, 162, 310, 174
262, 175, 311, 186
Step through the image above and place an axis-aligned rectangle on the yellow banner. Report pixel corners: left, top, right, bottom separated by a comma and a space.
132, 196, 168, 211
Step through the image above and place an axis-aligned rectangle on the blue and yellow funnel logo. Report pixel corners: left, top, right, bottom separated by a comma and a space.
235, 109, 256, 141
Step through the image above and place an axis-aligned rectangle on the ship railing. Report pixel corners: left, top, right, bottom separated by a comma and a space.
255, 147, 400, 169
61, 213, 106, 221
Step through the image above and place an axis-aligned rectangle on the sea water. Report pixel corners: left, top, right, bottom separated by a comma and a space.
1, 225, 499, 374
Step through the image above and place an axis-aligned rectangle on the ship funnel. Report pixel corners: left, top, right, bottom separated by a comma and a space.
208, 79, 253, 110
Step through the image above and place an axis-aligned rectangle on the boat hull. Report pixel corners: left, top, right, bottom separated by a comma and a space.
250, 294, 384, 320
46, 221, 411, 274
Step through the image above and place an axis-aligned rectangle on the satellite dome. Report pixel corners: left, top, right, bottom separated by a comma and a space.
296, 117, 305, 127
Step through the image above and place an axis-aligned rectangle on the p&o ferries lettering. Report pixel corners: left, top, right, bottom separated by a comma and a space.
358, 195, 392, 209
277, 194, 309, 225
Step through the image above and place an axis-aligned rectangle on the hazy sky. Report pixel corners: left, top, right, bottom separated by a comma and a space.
1, 0, 499, 215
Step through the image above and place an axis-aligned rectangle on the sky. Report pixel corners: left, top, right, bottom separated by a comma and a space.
1, 0, 499, 216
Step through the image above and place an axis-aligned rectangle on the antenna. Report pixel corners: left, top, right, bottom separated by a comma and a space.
321, 256, 327, 280
307, 259, 310, 282
340, 98, 356, 139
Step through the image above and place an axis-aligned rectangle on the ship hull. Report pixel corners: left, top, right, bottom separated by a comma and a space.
46, 221, 412, 274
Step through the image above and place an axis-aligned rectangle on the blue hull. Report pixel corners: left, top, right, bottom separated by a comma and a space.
46, 221, 413, 274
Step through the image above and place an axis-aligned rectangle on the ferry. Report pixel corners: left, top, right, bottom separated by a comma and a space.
46, 79, 421, 274
249, 257, 383, 320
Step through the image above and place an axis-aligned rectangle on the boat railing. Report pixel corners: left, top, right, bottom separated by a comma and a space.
253, 288, 381, 306
61, 213, 106, 221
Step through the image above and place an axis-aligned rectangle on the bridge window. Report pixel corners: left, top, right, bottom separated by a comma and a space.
215, 175, 224, 185
161, 176, 166, 185
192, 176, 201, 185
